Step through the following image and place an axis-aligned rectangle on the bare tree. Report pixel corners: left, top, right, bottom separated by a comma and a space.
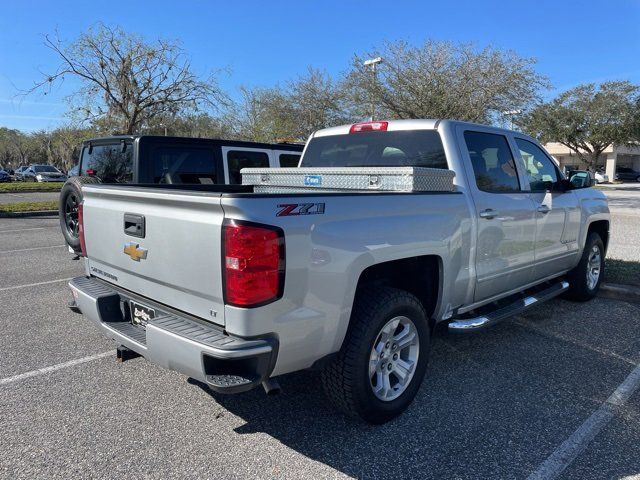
30, 24, 227, 134
347, 40, 549, 124
234, 68, 353, 142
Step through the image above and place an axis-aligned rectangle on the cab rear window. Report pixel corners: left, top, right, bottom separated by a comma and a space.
301, 130, 447, 169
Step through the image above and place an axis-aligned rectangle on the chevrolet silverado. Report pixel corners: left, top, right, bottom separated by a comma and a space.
69, 120, 610, 423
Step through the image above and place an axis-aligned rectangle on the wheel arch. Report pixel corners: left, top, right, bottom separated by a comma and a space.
354, 255, 443, 329
587, 219, 610, 254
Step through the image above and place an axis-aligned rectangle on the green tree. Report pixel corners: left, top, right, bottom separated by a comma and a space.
520, 81, 640, 167
347, 40, 548, 123
30, 24, 226, 134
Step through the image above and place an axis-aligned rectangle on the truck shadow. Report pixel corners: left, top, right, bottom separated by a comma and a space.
191, 298, 640, 479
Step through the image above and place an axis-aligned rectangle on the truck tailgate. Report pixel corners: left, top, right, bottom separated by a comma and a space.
82, 185, 226, 326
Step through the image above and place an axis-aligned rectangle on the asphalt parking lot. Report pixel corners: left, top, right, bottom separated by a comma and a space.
1, 193, 639, 479
0, 191, 60, 205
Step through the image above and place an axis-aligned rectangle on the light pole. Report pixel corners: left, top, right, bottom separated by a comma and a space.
364, 57, 383, 121
502, 109, 522, 130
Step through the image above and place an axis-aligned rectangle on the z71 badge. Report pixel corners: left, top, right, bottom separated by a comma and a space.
277, 203, 325, 217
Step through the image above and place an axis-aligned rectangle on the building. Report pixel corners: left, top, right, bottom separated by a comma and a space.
544, 142, 640, 180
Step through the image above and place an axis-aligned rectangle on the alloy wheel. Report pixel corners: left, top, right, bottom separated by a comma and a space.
369, 315, 420, 401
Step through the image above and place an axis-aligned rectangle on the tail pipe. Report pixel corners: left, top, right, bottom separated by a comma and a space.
262, 378, 281, 396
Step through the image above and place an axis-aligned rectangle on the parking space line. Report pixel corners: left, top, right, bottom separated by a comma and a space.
0, 244, 66, 254
0, 351, 115, 386
527, 363, 640, 480
0, 277, 74, 292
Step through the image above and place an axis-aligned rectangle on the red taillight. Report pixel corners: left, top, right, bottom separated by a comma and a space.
78, 202, 87, 257
349, 121, 388, 133
223, 221, 284, 307
86, 169, 96, 176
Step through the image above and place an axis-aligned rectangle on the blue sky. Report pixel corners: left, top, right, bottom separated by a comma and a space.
1, 0, 638, 132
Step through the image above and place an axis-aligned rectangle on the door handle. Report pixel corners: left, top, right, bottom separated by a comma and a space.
124, 213, 145, 238
479, 209, 497, 219
537, 205, 551, 214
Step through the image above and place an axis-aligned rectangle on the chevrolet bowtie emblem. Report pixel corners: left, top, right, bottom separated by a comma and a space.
123, 242, 148, 261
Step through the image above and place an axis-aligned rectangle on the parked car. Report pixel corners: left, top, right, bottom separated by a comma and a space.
22, 165, 67, 182
0, 169, 10, 182
14, 165, 28, 181
615, 166, 640, 182
69, 119, 609, 424
593, 171, 609, 184
60, 135, 303, 253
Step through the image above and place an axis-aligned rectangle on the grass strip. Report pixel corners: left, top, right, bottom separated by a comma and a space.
0, 201, 58, 213
605, 258, 640, 287
0, 182, 63, 193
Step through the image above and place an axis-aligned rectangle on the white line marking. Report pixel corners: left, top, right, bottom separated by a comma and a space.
0, 227, 47, 234
0, 277, 73, 292
0, 351, 114, 386
527, 363, 640, 480
0, 244, 66, 254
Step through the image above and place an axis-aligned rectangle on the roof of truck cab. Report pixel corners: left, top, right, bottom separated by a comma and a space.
81, 135, 304, 151
311, 119, 526, 138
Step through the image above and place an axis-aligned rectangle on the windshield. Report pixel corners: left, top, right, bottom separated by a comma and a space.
301, 130, 448, 169
33, 165, 60, 173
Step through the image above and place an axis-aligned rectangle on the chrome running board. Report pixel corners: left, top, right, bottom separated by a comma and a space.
448, 281, 570, 333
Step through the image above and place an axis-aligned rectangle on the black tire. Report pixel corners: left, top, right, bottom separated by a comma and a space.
321, 286, 430, 424
58, 176, 101, 251
564, 232, 605, 301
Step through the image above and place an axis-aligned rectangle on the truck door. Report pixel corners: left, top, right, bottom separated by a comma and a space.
458, 127, 537, 302
513, 137, 581, 279
222, 147, 271, 184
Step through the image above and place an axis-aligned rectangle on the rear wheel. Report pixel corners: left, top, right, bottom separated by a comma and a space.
58, 176, 101, 252
564, 232, 605, 301
321, 286, 430, 424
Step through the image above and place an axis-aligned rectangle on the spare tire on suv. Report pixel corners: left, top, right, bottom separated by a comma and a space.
59, 176, 101, 252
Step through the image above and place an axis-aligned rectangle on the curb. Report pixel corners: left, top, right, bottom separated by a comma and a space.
0, 210, 58, 218
599, 282, 640, 303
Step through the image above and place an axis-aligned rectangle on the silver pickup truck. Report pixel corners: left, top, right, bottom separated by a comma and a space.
69, 119, 610, 424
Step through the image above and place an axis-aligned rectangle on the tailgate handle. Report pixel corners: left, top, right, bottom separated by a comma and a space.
124, 213, 145, 238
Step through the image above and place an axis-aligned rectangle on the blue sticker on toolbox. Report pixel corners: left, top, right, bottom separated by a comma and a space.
304, 175, 323, 187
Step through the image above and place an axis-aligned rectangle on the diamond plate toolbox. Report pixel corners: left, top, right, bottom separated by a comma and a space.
241, 167, 456, 193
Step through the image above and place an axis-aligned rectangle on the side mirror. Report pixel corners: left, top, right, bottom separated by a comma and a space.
568, 170, 593, 189
557, 179, 573, 191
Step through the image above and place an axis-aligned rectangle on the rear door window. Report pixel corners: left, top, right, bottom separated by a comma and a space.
278, 153, 301, 168
151, 146, 217, 184
81, 144, 133, 183
227, 150, 270, 184
463, 131, 520, 192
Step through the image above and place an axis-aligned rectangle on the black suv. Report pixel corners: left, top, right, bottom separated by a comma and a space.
615, 166, 640, 183
60, 135, 303, 252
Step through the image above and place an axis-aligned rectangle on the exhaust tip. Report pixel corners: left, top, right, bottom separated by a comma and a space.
262, 378, 281, 396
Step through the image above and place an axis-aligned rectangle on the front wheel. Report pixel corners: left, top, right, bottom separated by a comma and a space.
321, 287, 430, 424
564, 232, 605, 301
